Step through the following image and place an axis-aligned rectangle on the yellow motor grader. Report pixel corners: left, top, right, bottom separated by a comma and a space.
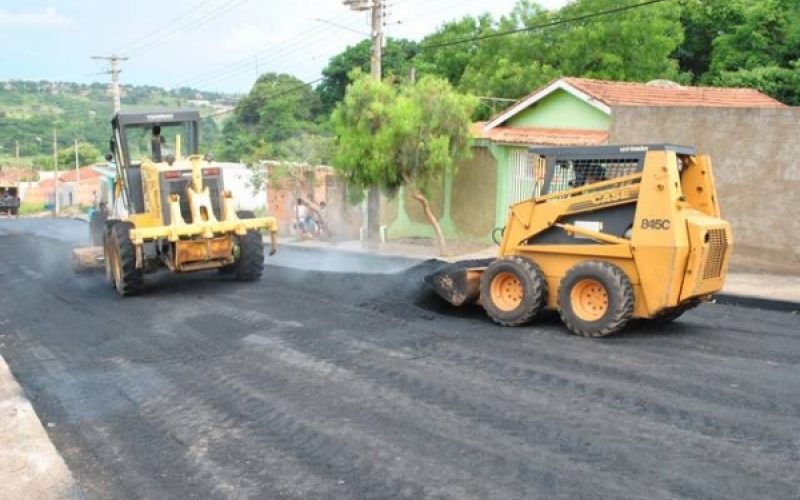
426, 144, 733, 337
72, 110, 279, 296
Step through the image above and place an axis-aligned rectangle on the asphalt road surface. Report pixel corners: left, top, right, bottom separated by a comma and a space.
1, 218, 799, 500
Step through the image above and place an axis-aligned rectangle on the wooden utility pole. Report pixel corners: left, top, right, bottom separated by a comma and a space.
53, 127, 59, 215
343, 0, 382, 248
91, 54, 127, 113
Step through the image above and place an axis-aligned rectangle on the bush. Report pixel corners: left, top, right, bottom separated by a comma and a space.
19, 202, 47, 214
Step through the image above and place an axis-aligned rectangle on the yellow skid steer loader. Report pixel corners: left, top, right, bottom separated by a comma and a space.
426, 144, 733, 337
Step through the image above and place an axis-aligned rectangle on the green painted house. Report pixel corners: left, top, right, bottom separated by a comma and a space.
381, 77, 783, 243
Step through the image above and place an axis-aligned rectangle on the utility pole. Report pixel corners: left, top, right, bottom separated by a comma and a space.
91, 54, 127, 113
53, 127, 59, 215
75, 138, 80, 205
343, 0, 382, 248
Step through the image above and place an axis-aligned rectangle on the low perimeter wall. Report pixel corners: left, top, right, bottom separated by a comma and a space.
610, 105, 800, 275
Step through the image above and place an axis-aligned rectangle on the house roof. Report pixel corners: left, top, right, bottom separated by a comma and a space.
474, 123, 608, 146
59, 164, 105, 182
485, 77, 786, 131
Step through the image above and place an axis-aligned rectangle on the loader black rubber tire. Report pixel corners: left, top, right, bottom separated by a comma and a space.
225, 210, 264, 282
479, 256, 548, 327
89, 210, 107, 246
110, 221, 144, 296
558, 261, 634, 338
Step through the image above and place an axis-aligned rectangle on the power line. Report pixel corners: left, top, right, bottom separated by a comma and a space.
174, 12, 360, 89
207, 78, 323, 118
420, 0, 670, 50
112, 0, 219, 55
124, 0, 253, 58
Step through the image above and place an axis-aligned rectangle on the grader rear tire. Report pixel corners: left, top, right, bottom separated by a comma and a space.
226, 210, 264, 282
558, 261, 634, 338
480, 256, 548, 326
110, 221, 144, 296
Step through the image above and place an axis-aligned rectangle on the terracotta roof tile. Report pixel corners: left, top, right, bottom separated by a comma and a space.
59, 165, 105, 182
481, 126, 608, 146
562, 77, 786, 108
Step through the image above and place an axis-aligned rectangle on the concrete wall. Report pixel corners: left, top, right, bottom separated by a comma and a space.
610, 106, 800, 274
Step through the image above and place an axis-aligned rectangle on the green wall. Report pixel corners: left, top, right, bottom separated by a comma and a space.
382, 87, 613, 243
506, 90, 610, 130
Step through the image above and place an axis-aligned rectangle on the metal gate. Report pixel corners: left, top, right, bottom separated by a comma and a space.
505, 149, 540, 206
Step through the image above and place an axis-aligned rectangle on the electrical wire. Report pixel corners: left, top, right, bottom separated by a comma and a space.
206, 77, 323, 118
173, 12, 360, 89
124, 0, 254, 59
420, 0, 670, 50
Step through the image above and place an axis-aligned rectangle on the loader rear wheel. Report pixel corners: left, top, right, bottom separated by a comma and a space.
558, 261, 633, 337
480, 256, 548, 327
227, 210, 264, 282
110, 221, 144, 296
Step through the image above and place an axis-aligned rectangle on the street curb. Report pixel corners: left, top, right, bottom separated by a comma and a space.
0, 353, 86, 500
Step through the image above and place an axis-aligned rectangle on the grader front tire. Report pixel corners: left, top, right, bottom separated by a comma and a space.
480, 256, 548, 327
558, 261, 634, 338
110, 221, 144, 296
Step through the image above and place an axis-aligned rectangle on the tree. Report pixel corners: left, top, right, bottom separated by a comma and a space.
32, 142, 101, 170
331, 74, 477, 255
552, 0, 684, 82
217, 73, 322, 162
316, 38, 420, 116
708, 0, 800, 75
415, 14, 495, 88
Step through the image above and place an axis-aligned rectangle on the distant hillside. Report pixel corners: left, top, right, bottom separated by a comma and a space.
0, 80, 238, 167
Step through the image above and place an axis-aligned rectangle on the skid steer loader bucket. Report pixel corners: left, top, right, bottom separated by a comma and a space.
424, 261, 491, 306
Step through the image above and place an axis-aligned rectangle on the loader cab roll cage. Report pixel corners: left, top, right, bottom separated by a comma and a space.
530, 144, 696, 197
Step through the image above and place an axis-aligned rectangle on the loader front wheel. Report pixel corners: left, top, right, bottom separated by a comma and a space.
110, 221, 144, 296
480, 256, 548, 326
558, 261, 633, 337
230, 210, 264, 282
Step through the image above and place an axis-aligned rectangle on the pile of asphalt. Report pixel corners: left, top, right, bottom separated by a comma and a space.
266, 258, 493, 321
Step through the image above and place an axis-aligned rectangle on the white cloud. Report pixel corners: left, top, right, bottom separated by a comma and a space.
0, 7, 74, 29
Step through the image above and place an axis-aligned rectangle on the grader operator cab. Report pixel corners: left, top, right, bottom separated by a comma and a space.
73, 110, 279, 296
426, 144, 733, 337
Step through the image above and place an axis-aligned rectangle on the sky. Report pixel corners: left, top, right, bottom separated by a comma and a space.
0, 0, 569, 95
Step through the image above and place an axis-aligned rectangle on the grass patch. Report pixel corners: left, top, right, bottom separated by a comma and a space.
19, 202, 47, 214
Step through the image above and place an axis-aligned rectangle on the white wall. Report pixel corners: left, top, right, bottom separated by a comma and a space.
219, 162, 265, 211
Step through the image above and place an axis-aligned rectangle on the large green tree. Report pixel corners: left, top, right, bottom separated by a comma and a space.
331, 74, 477, 254
316, 38, 420, 116
217, 72, 323, 162
551, 0, 684, 81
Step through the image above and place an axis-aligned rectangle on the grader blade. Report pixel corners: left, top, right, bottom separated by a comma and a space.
72, 246, 105, 273
424, 263, 489, 306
